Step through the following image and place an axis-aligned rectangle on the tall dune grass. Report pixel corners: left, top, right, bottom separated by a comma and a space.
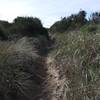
0, 37, 47, 100
50, 28, 100, 100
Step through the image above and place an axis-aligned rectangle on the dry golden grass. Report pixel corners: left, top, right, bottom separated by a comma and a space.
49, 27, 100, 100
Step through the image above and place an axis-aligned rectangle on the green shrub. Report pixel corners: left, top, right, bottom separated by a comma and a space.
50, 10, 87, 32
12, 17, 49, 39
0, 17, 49, 40
80, 24, 97, 33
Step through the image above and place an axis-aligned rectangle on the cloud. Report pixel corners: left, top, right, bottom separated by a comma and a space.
0, 0, 32, 21
28, 0, 100, 27
0, 0, 99, 27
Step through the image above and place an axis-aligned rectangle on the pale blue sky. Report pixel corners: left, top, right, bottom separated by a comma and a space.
0, 0, 100, 27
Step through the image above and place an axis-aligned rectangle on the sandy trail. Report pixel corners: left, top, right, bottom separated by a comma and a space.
40, 57, 65, 100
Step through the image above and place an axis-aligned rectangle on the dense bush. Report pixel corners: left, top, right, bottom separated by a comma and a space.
50, 10, 87, 32
12, 17, 49, 39
50, 11, 100, 33
0, 17, 49, 40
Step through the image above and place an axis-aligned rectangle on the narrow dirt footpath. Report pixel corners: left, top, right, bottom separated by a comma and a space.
40, 56, 65, 100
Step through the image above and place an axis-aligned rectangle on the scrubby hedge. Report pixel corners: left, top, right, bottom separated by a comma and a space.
50, 10, 87, 32
50, 11, 100, 33
0, 17, 49, 40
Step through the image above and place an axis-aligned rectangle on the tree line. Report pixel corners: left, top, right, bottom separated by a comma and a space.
0, 17, 49, 40
50, 10, 100, 32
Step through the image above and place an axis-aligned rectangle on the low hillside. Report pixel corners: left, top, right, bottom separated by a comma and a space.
0, 12, 100, 100
0, 17, 50, 100
49, 24, 100, 99
0, 36, 50, 100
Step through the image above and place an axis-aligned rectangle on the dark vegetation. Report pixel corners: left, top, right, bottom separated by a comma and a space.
0, 17, 49, 100
50, 10, 100, 33
0, 17, 49, 40
0, 10, 100, 100
49, 11, 100, 100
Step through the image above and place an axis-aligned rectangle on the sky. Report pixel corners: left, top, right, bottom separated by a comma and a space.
0, 0, 100, 27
